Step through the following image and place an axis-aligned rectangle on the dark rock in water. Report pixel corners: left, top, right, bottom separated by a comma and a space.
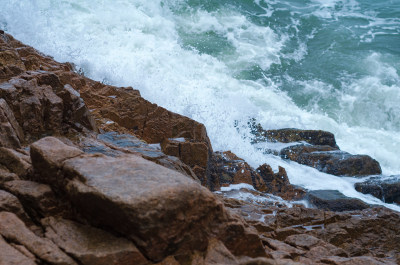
249, 120, 338, 148
207, 151, 305, 200
307, 190, 370, 212
207, 151, 267, 192
355, 176, 400, 204
280, 144, 382, 176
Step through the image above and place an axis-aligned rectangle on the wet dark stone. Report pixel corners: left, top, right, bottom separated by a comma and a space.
280, 145, 382, 177
307, 190, 370, 212
355, 176, 400, 204
248, 119, 338, 148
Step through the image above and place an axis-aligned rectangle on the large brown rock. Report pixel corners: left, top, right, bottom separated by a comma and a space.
280, 144, 382, 176
30, 137, 266, 262
43, 217, 148, 265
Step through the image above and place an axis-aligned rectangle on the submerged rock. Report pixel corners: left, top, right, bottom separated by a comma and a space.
280, 144, 382, 177
355, 176, 400, 204
307, 190, 370, 212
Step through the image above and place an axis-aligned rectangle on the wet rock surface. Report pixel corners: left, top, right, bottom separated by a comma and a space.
307, 190, 370, 212
0, 32, 399, 265
355, 176, 400, 204
280, 144, 382, 176
250, 121, 338, 148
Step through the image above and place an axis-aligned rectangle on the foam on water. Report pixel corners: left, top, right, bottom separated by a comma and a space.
1, 0, 399, 210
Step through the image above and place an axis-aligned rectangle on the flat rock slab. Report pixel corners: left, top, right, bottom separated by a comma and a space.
307, 190, 370, 212
43, 217, 148, 265
31, 137, 227, 262
280, 145, 381, 177
355, 176, 400, 204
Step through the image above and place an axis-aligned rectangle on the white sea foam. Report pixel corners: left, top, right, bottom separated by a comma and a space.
1, 0, 399, 210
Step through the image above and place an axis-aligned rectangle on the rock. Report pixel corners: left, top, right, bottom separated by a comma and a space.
250, 122, 338, 148
0, 235, 36, 265
320, 256, 394, 265
257, 164, 306, 201
280, 145, 382, 176
204, 238, 238, 265
30, 136, 83, 185
0, 98, 24, 148
0, 190, 31, 223
0, 72, 95, 143
355, 176, 400, 204
0, 167, 19, 184
262, 238, 304, 258
208, 151, 267, 192
43, 217, 148, 265
161, 137, 210, 184
30, 137, 266, 262
0, 211, 77, 265
307, 190, 370, 212
3, 180, 61, 217
0, 147, 31, 177
284, 234, 321, 250
78, 83, 211, 147
88, 132, 199, 182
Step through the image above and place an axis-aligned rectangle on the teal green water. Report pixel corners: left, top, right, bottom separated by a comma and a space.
171, 0, 400, 130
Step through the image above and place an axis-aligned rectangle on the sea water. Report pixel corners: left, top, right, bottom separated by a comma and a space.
1, 0, 399, 210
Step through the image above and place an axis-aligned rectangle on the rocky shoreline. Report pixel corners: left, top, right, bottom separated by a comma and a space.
0, 32, 399, 264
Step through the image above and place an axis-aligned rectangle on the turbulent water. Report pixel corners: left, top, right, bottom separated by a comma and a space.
1, 0, 400, 209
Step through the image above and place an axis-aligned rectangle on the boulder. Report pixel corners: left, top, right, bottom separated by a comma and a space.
43, 217, 148, 265
307, 190, 370, 212
280, 145, 381, 176
355, 176, 400, 204
30, 137, 266, 262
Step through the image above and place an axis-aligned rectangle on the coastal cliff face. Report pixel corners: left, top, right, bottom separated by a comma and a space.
0, 32, 399, 265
